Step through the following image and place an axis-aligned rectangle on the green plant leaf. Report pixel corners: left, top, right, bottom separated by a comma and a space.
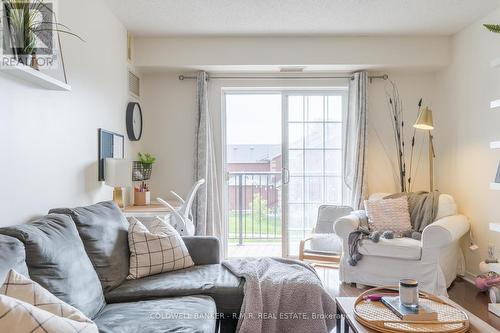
484, 24, 500, 34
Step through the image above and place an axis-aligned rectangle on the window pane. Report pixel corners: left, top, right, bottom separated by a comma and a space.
325, 123, 342, 149
288, 123, 303, 148
305, 123, 323, 149
288, 177, 303, 203
288, 204, 303, 230
326, 177, 342, 204
325, 150, 342, 176
305, 177, 324, 203
327, 95, 343, 121
306, 96, 324, 121
288, 96, 303, 122
288, 150, 303, 175
304, 150, 323, 175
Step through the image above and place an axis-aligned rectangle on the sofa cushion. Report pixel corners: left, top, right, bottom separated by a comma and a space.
50, 201, 130, 291
94, 296, 216, 333
0, 234, 29, 282
0, 214, 106, 319
308, 233, 342, 254
105, 264, 244, 315
358, 237, 422, 260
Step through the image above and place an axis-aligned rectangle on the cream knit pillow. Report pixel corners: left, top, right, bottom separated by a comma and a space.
0, 269, 98, 333
127, 217, 194, 279
364, 196, 412, 236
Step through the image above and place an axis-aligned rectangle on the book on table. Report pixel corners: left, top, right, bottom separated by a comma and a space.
381, 296, 438, 321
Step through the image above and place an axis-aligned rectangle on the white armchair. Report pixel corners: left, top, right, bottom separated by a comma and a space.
333, 193, 470, 296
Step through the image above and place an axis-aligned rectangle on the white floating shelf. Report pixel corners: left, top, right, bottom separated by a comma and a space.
490, 223, 500, 233
0, 64, 71, 91
490, 142, 500, 149
490, 182, 500, 190
491, 58, 500, 68
491, 99, 500, 109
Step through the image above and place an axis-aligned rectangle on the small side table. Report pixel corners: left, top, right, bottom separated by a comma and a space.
335, 296, 494, 333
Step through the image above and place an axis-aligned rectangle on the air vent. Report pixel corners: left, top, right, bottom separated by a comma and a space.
128, 71, 140, 97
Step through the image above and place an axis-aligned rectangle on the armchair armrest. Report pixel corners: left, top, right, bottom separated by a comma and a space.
333, 212, 363, 239
422, 215, 469, 248
182, 236, 220, 265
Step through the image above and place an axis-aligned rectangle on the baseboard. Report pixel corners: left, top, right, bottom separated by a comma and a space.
461, 271, 477, 285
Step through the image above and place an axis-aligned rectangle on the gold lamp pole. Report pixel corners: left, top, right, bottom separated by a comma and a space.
413, 107, 435, 192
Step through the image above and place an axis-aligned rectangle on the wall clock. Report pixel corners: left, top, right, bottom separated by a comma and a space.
126, 102, 143, 141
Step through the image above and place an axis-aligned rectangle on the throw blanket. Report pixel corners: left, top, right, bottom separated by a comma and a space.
222, 258, 336, 333
348, 191, 440, 266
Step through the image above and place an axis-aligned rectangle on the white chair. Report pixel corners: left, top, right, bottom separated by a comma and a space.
299, 205, 353, 267
333, 193, 470, 296
157, 179, 206, 236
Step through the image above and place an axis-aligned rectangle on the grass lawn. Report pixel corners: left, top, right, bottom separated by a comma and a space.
227, 212, 282, 242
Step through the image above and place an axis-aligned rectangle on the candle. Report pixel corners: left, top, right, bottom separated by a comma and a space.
399, 279, 419, 308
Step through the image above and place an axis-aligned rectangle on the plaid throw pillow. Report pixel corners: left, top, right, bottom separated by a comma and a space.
0, 269, 98, 333
364, 196, 412, 236
127, 217, 194, 279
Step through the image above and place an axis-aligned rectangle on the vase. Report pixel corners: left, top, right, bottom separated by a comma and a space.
30, 52, 39, 70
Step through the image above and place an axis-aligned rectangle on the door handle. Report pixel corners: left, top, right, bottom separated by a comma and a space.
283, 168, 290, 185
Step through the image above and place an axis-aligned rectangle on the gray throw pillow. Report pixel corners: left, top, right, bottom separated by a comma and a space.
0, 234, 29, 282
50, 201, 130, 291
0, 214, 106, 319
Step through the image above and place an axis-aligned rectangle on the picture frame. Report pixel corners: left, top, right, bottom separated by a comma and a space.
98, 129, 125, 181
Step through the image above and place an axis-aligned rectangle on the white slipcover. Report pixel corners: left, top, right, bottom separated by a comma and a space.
334, 193, 469, 296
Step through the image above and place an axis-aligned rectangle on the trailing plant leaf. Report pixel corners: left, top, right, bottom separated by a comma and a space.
485, 24, 500, 33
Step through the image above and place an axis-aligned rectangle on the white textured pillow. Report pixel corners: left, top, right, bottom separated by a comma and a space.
0, 269, 98, 333
127, 217, 194, 279
364, 197, 412, 236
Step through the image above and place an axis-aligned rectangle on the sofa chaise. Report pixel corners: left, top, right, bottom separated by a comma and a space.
0, 201, 244, 333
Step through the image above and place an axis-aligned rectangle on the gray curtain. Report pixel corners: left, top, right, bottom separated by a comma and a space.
343, 71, 368, 209
193, 71, 225, 256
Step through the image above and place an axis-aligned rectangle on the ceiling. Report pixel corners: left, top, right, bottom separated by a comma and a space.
104, 0, 500, 37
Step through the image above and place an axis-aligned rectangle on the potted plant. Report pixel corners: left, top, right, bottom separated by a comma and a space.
484, 24, 500, 34
2, 0, 83, 69
132, 153, 156, 181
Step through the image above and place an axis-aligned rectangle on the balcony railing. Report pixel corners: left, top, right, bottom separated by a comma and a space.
228, 172, 282, 245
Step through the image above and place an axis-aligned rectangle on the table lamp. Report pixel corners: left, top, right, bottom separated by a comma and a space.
413, 106, 435, 192
105, 158, 132, 208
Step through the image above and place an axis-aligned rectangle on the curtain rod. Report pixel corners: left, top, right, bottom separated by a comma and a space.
178, 74, 389, 82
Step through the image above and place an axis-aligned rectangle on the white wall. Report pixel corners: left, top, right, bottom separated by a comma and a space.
134, 36, 450, 71
435, 7, 500, 276
140, 71, 437, 203
0, 0, 137, 225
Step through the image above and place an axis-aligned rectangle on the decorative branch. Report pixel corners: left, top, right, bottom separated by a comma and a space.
385, 80, 423, 193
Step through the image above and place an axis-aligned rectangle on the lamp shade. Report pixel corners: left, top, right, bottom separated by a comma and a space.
105, 158, 132, 187
413, 106, 434, 130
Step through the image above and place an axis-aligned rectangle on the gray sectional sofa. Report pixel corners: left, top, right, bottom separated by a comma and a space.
0, 201, 243, 333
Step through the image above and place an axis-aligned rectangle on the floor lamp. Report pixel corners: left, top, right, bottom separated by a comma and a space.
413, 107, 435, 192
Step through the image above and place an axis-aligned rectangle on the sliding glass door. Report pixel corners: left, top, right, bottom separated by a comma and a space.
223, 88, 347, 258
282, 91, 347, 257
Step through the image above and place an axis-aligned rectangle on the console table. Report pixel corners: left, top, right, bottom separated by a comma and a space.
122, 201, 181, 224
